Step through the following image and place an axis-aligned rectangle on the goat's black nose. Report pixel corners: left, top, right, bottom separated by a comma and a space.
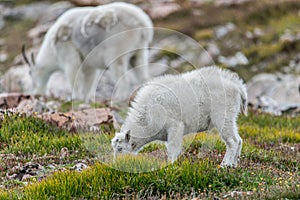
117, 147, 122, 152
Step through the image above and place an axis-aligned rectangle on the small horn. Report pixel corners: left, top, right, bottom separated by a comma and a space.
21, 44, 31, 66
31, 52, 36, 65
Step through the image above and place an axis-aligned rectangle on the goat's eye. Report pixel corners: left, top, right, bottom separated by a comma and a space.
115, 139, 119, 142
131, 143, 136, 149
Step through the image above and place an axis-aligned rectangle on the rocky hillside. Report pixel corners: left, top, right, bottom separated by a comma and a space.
0, 0, 299, 116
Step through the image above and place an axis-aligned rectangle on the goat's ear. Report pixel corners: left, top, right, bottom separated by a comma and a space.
125, 130, 131, 142
87, 11, 99, 25
81, 12, 96, 37
96, 10, 118, 32
56, 25, 72, 42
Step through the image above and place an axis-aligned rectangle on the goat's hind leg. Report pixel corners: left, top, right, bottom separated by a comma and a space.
218, 121, 242, 168
81, 67, 100, 102
210, 89, 243, 167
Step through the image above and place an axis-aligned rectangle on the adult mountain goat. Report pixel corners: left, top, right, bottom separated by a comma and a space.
23, 2, 153, 101
112, 66, 248, 167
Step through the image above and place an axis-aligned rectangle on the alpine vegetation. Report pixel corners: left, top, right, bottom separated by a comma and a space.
22, 2, 153, 101
112, 66, 248, 167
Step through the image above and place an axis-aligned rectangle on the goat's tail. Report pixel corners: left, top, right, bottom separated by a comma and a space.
239, 83, 248, 116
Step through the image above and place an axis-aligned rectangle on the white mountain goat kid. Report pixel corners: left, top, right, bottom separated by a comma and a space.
112, 66, 248, 167
22, 2, 153, 101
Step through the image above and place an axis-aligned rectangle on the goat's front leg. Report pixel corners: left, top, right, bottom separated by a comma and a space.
166, 121, 184, 163
32, 66, 54, 96
56, 40, 82, 100
65, 64, 82, 101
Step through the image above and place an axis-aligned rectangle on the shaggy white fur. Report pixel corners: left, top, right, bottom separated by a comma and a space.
111, 66, 248, 167
27, 2, 153, 101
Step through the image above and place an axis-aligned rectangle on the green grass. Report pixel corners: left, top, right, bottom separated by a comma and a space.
1, 159, 278, 199
0, 113, 84, 156
0, 112, 299, 199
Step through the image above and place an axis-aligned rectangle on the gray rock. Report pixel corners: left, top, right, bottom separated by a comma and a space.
0, 65, 32, 93
206, 42, 221, 58
47, 163, 57, 169
248, 73, 300, 104
215, 23, 236, 39
150, 35, 209, 71
15, 162, 44, 181
0, 51, 8, 63
256, 96, 281, 116
247, 73, 300, 115
147, 2, 180, 19
199, 42, 220, 66
0, 15, 5, 30
59, 147, 69, 159
37, 1, 74, 26
27, 24, 52, 44
280, 30, 300, 43
16, 98, 52, 115
39, 108, 114, 133
3, 2, 51, 21
0, 93, 32, 109
289, 54, 300, 73
21, 174, 33, 181
247, 73, 278, 105
245, 27, 264, 40
218, 52, 248, 67
71, 163, 88, 172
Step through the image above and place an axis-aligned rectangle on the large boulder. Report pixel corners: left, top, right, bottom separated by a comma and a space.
247, 73, 300, 115
0, 93, 32, 109
39, 108, 114, 133
3, 2, 51, 21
